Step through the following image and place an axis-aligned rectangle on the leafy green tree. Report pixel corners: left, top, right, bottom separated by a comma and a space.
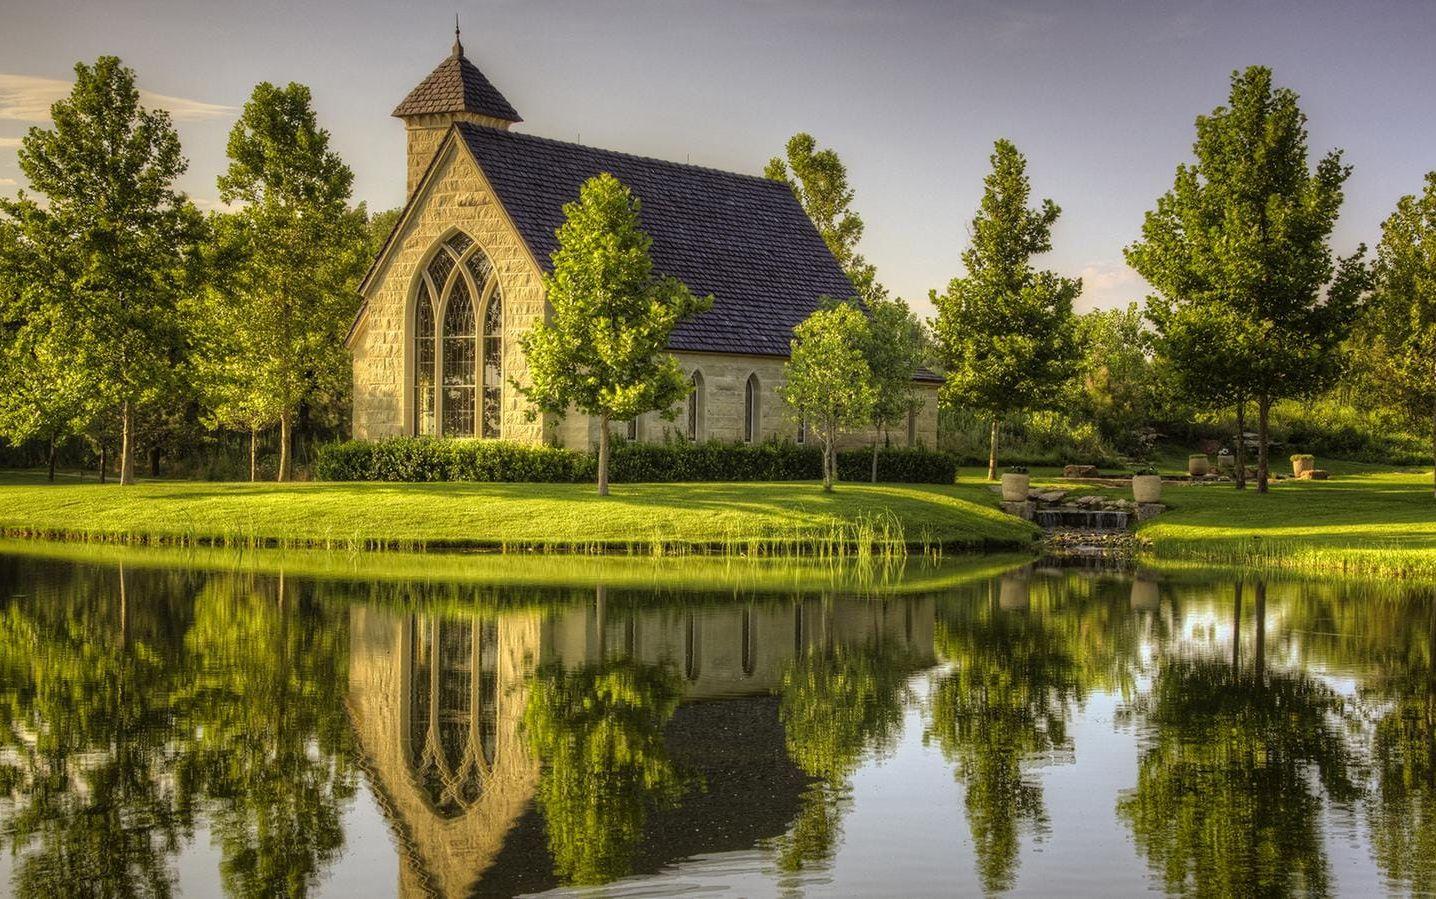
1368, 172, 1436, 497
0, 57, 202, 484
1126, 66, 1368, 492
519, 173, 712, 495
778, 304, 876, 491
214, 82, 368, 481
861, 296, 926, 480
766, 133, 884, 302
0, 225, 95, 479
1072, 304, 1162, 454
932, 140, 1081, 480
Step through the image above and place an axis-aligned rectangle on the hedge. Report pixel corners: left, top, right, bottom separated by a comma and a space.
315, 437, 959, 484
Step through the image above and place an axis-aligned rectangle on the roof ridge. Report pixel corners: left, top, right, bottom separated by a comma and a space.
455, 121, 788, 190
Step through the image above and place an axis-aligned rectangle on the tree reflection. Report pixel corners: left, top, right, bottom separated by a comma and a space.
522, 659, 685, 885
0, 563, 195, 897
1117, 582, 1357, 897
172, 575, 356, 897
924, 575, 1088, 893
773, 630, 915, 872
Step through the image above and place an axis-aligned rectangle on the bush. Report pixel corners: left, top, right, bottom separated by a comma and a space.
315, 437, 960, 484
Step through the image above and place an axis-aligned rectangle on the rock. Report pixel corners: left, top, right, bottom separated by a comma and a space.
1001, 500, 1036, 520
1036, 491, 1068, 503
1136, 502, 1167, 522
1076, 494, 1104, 508
1064, 464, 1100, 478
1297, 469, 1329, 480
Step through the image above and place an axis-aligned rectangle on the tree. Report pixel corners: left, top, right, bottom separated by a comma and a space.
1368, 172, 1436, 498
778, 304, 876, 491
0, 57, 202, 484
932, 140, 1081, 480
1126, 66, 1368, 492
860, 296, 926, 481
0, 223, 95, 480
766, 133, 885, 302
1072, 304, 1163, 454
519, 173, 712, 495
214, 81, 368, 481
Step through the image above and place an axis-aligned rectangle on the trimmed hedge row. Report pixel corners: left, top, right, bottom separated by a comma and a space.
315, 437, 959, 484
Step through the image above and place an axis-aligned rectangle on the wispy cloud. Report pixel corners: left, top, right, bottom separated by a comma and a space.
0, 73, 234, 122
1077, 261, 1146, 311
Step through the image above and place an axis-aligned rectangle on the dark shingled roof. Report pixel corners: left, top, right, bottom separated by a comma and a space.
392, 52, 521, 123
456, 122, 857, 357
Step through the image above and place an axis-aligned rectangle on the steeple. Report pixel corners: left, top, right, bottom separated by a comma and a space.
395, 24, 522, 197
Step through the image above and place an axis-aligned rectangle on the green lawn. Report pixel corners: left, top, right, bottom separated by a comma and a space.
0, 473, 1038, 553
1138, 469, 1436, 580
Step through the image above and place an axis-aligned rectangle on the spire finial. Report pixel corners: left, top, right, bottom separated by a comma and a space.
452, 15, 463, 58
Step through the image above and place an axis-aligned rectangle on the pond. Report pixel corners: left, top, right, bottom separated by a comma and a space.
0, 547, 1433, 897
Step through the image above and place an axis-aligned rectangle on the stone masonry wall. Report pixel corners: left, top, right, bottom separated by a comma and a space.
352, 138, 547, 442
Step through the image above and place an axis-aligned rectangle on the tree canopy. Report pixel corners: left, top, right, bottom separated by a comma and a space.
519, 173, 712, 495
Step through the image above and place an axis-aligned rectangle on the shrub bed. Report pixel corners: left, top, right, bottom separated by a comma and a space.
315, 437, 959, 484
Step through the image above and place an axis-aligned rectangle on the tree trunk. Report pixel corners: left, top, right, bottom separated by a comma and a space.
827, 433, 838, 491
249, 427, 259, 483
987, 416, 999, 481
149, 444, 161, 478
1256, 394, 1271, 494
277, 410, 292, 483
1430, 401, 1435, 500
597, 412, 611, 496
99, 443, 107, 484
870, 436, 880, 484
47, 434, 57, 483
1234, 401, 1247, 490
119, 401, 136, 486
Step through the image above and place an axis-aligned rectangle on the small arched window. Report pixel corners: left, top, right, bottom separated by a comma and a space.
796, 414, 807, 446
684, 613, 701, 682
626, 417, 638, 441
687, 371, 704, 441
413, 232, 503, 439
744, 374, 760, 443
741, 607, 755, 677
907, 408, 917, 447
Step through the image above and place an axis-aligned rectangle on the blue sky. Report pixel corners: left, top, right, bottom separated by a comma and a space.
3, 0, 1435, 316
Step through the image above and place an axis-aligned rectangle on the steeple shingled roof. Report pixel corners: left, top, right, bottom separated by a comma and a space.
392, 47, 522, 122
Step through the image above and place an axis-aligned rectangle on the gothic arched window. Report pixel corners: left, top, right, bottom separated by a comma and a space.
744, 374, 760, 443
413, 232, 504, 439
408, 615, 500, 817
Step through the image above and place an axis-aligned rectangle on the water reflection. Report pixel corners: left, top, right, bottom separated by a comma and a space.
1, 552, 1435, 896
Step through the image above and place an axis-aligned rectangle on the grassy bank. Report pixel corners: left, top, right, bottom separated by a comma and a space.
1138, 469, 1436, 580
0, 473, 1038, 555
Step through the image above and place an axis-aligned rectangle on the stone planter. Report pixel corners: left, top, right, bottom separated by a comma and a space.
1188, 454, 1210, 476
1216, 453, 1236, 472
999, 574, 1031, 611
1291, 456, 1315, 477
1001, 473, 1030, 502
1132, 474, 1162, 504
1130, 578, 1160, 610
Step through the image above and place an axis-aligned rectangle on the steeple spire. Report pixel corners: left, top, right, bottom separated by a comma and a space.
452, 15, 463, 58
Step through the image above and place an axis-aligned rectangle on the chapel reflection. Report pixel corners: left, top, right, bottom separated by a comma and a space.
346, 592, 934, 896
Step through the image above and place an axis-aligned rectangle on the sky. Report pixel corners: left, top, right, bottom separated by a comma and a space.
3, 0, 1436, 318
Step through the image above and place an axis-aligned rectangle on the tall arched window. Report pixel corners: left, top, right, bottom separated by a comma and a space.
414, 283, 436, 435
408, 615, 500, 817
744, 374, 760, 443
687, 370, 704, 441
413, 232, 504, 439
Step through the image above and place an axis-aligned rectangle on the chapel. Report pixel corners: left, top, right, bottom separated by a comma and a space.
347, 29, 941, 448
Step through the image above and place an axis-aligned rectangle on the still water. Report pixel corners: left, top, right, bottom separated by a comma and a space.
0, 548, 1433, 897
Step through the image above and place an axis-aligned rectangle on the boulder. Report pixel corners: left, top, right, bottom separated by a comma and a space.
1136, 503, 1167, 522
1036, 490, 1068, 504
1075, 494, 1104, 508
1001, 500, 1036, 520
1064, 464, 1100, 478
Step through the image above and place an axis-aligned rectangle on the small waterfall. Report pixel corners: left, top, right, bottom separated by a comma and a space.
1034, 508, 1130, 531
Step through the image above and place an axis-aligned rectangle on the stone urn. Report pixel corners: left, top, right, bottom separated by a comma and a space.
1217, 451, 1236, 473
998, 573, 1031, 611
1291, 454, 1315, 477
1188, 454, 1210, 477
1130, 577, 1160, 610
1132, 473, 1162, 503
1001, 472, 1030, 502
